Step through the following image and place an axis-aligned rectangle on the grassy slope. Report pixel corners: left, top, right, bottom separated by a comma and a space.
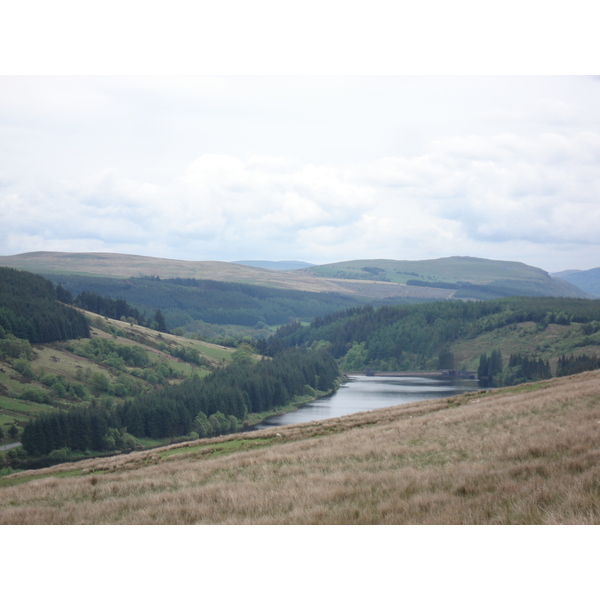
451, 321, 600, 372
307, 256, 589, 298
1, 369, 598, 524
0, 311, 235, 437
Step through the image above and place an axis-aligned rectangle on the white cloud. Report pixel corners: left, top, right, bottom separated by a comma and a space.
1, 76, 600, 271
3, 124, 600, 271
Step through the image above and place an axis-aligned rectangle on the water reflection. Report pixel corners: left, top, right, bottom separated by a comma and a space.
254, 375, 483, 429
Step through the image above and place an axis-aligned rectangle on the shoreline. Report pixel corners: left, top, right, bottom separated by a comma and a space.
344, 371, 477, 378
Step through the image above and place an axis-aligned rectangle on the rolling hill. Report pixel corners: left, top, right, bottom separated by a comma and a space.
304, 256, 591, 300
0, 252, 590, 302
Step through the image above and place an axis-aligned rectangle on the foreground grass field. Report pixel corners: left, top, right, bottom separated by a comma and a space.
1, 369, 599, 524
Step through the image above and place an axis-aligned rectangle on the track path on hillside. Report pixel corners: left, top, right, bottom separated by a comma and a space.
0, 443, 21, 452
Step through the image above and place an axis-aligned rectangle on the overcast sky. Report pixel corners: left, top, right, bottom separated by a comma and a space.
1, 7, 599, 273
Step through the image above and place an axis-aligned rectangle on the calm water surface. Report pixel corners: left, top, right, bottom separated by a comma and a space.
254, 375, 483, 430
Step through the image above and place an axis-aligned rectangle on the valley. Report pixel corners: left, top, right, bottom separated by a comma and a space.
2, 253, 600, 525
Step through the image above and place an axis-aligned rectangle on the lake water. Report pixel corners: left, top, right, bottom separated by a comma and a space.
254, 375, 484, 430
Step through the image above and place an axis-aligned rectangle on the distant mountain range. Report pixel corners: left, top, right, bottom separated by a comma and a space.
552, 267, 600, 298
0, 251, 591, 301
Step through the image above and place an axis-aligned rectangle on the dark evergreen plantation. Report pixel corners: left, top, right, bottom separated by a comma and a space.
73, 290, 149, 326
45, 273, 420, 330
0, 267, 90, 342
556, 353, 600, 377
21, 348, 340, 456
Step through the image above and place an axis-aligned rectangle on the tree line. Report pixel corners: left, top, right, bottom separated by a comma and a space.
0, 267, 90, 343
556, 353, 600, 377
21, 348, 340, 456
477, 350, 552, 386
268, 297, 600, 374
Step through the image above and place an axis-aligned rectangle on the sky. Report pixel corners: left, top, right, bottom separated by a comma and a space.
1, 5, 599, 274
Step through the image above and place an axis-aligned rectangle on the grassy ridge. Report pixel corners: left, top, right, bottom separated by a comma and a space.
308, 256, 558, 284
307, 256, 590, 298
0, 251, 373, 295
1, 369, 599, 524
1, 252, 590, 301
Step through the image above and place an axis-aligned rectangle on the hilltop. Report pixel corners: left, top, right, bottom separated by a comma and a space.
0, 252, 365, 295
305, 256, 590, 300
0, 252, 590, 302
1, 369, 598, 524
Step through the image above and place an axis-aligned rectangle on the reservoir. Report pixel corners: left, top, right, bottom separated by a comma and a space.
254, 375, 484, 430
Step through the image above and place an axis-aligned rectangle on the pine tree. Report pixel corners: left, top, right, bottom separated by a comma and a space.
478, 353, 489, 379
489, 349, 503, 378
154, 309, 167, 332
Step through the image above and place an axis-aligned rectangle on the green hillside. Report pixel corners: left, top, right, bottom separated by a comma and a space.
269, 297, 600, 382
0, 251, 358, 295
306, 256, 590, 299
1, 310, 234, 451
0, 269, 342, 468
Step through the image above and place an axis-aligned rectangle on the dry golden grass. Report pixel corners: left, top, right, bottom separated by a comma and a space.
1, 370, 599, 524
0, 251, 434, 298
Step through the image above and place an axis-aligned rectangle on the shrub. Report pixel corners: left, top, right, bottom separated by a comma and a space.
192, 412, 213, 438
48, 447, 71, 460
90, 372, 110, 393
0, 334, 34, 359
51, 381, 67, 398
70, 382, 87, 399
20, 388, 51, 405
40, 374, 59, 387
13, 358, 34, 378
303, 384, 317, 396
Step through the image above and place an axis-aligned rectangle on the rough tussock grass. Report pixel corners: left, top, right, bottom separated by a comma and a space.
1, 370, 600, 524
